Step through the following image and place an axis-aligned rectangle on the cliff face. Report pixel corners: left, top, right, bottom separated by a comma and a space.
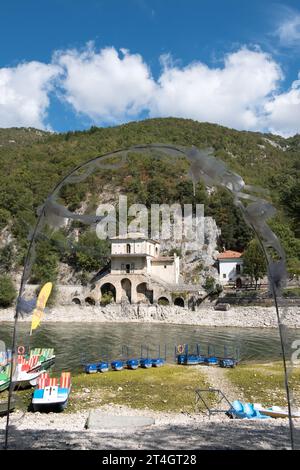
159, 216, 221, 285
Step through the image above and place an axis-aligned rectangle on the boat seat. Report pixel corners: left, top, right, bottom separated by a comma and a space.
60, 372, 71, 389
49, 378, 58, 386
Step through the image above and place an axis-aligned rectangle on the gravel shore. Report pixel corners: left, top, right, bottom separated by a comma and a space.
1, 405, 298, 450
1, 304, 300, 328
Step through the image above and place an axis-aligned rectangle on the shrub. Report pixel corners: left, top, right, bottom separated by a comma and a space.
100, 292, 114, 306
0, 275, 17, 307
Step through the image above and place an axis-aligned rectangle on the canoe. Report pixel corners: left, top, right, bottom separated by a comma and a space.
32, 372, 71, 412
253, 403, 300, 419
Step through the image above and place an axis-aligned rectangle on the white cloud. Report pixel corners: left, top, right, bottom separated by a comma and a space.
150, 48, 282, 131
276, 13, 300, 47
55, 44, 155, 123
0, 43, 300, 136
0, 61, 59, 129
264, 75, 300, 137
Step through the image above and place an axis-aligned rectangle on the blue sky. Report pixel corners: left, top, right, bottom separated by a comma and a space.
1, 0, 300, 136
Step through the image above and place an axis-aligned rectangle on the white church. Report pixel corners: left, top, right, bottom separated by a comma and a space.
91, 232, 181, 305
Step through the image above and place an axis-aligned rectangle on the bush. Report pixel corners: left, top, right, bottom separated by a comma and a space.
158, 297, 169, 305
283, 288, 300, 298
100, 292, 113, 306
0, 208, 10, 231
0, 275, 17, 307
203, 276, 216, 292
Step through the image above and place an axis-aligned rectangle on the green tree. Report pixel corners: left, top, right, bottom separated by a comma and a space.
243, 239, 267, 288
0, 208, 10, 231
0, 275, 16, 307
75, 231, 110, 272
0, 243, 13, 273
203, 276, 216, 292
31, 239, 59, 284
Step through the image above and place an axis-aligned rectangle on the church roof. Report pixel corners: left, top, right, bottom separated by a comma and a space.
217, 250, 243, 260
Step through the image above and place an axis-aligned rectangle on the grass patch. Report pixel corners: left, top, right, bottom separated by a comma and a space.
0, 365, 211, 414
0, 388, 34, 413
226, 361, 300, 406
68, 364, 210, 413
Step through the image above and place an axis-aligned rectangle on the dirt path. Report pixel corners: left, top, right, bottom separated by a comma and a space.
198, 365, 245, 404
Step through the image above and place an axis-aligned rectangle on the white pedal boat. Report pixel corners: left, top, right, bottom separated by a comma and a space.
32, 372, 71, 412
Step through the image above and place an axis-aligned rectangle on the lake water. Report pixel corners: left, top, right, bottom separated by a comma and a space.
1, 322, 298, 373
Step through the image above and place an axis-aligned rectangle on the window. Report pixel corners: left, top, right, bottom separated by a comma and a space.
236, 264, 241, 274
131, 263, 135, 273
126, 244, 131, 254
223, 274, 226, 278
126, 264, 131, 273
164, 265, 167, 269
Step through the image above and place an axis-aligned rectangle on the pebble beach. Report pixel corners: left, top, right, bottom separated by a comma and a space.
1, 304, 300, 328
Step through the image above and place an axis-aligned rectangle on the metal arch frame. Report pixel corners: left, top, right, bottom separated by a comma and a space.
4, 143, 295, 449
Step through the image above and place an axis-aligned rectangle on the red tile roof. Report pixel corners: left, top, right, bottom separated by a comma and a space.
217, 250, 243, 260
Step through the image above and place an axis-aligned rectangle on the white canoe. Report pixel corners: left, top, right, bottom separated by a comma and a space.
254, 403, 300, 419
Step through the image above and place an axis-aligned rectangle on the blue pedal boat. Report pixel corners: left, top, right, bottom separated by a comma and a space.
204, 356, 219, 365
126, 359, 139, 370
219, 358, 236, 368
185, 354, 200, 365
152, 358, 164, 367
140, 358, 152, 369
97, 362, 109, 373
197, 355, 206, 364
111, 360, 124, 371
227, 400, 270, 420
85, 363, 98, 374
177, 354, 186, 364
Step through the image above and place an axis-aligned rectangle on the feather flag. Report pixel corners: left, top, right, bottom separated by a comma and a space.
30, 282, 52, 335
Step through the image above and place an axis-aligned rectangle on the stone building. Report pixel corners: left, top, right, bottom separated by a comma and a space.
217, 250, 243, 287
90, 232, 182, 305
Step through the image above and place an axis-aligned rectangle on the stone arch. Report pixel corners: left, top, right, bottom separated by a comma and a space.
136, 282, 153, 304
174, 297, 185, 307
72, 297, 81, 305
157, 296, 169, 306
121, 278, 132, 303
85, 297, 96, 306
101, 283, 116, 302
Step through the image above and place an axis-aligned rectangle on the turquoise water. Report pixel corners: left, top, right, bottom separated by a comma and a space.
0, 322, 298, 373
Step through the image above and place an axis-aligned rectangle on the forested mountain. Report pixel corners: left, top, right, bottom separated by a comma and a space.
0, 118, 299, 290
